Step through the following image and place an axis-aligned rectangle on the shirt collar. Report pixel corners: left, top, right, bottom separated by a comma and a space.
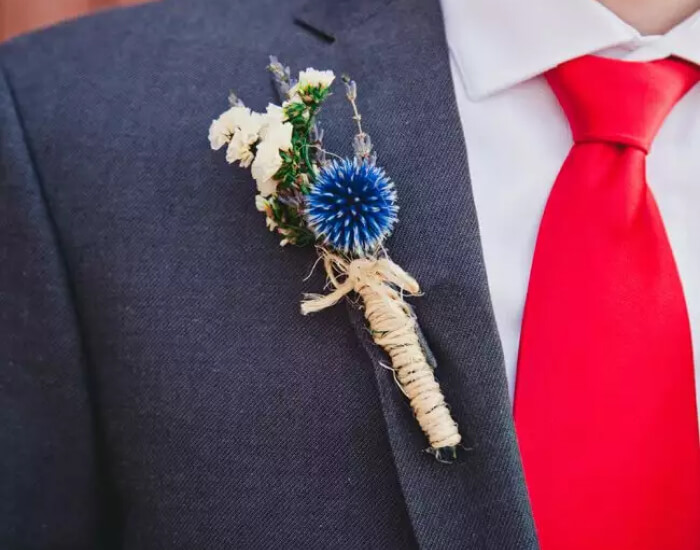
440, 0, 700, 100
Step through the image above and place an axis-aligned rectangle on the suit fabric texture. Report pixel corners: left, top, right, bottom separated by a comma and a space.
0, 0, 537, 547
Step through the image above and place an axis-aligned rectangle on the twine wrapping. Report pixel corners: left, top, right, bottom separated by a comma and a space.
302, 252, 462, 452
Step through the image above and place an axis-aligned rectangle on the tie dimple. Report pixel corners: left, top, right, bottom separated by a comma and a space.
546, 55, 700, 152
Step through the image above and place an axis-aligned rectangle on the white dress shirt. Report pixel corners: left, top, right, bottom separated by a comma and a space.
439, 0, 700, 415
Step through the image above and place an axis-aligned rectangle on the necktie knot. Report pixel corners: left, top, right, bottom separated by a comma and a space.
547, 55, 700, 153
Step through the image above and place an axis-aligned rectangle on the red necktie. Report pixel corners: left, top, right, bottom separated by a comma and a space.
514, 55, 700, 550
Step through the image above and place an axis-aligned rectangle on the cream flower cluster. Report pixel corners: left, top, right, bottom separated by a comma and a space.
208, 103, 293, 196
288, 68, 336, 100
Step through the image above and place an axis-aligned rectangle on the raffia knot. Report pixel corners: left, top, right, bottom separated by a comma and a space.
301, 252, 420, 315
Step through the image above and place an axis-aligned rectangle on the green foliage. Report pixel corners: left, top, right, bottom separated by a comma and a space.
263, 84, 332, 247
266, 196, 316, 247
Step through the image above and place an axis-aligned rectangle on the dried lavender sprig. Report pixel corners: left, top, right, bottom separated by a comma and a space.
267, 55, 296, 101
353, 134, 376, 165
308, 121, 326, 165
342, 75, 375, 163
228, 91, 245, 107
277, 186, 306, 208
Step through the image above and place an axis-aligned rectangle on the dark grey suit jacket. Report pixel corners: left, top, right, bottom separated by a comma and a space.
0, 0, 538, 547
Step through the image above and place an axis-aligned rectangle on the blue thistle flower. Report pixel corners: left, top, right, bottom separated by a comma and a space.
305, 159, 398, 256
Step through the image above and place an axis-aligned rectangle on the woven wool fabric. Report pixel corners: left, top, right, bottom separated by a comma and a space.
0, 0, 536, 548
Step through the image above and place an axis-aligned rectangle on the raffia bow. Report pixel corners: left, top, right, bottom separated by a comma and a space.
302, 252, 462, 457
301, 253, 420, 314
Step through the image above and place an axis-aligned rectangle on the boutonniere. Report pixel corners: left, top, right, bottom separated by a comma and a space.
208, 57, 462, 462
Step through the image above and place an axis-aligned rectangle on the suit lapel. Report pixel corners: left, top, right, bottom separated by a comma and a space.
294, 1, 538, 547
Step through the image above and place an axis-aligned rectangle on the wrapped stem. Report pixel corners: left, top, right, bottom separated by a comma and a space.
302, 253, 462, 456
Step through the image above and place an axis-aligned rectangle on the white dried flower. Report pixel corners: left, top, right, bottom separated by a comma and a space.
282, 94, 305, 107
257, 178, 280, 198
224, 110, 265, 166
255, 195, 277, 230
226, 132, 255, 167
261, 120, 293, 151
251, 139, 285, 197
263, 103, 286, 125
208, 105, 253, 150
251, 115, 294, 196
296, 68, 335, 90
211, 102, 293, 196
255, 194, 269, 212
208, 119, 230, 151
237, 109, 265, 136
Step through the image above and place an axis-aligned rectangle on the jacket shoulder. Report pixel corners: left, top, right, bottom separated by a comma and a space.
0, 0, 314, 261
0, 0, 294, 81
